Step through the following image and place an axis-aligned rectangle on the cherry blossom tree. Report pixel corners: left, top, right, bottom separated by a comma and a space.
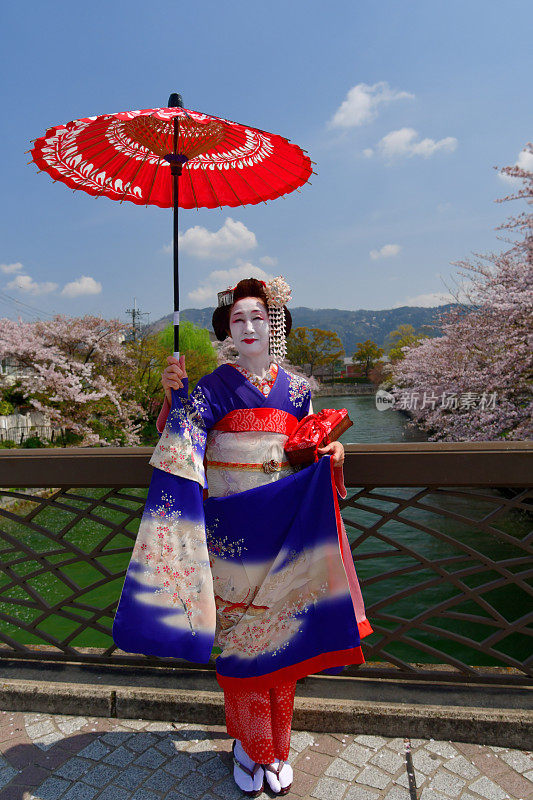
0, 315, 144, 446
387, 145, 532, 441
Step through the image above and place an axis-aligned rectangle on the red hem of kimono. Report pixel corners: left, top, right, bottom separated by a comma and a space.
215, 646, 365, 692
331, 459, 373, 640
358, 618, 374, 638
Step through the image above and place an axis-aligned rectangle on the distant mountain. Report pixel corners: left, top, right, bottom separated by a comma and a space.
149, 304, 458, 354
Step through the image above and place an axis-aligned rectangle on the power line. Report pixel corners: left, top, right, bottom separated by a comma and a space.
0, 288, 56, 319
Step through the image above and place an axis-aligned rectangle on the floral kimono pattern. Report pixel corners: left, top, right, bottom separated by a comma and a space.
113, 364, 369, 690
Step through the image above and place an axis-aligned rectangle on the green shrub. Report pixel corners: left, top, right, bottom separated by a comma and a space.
0, 439, 18, 448
0, 400, 15, 415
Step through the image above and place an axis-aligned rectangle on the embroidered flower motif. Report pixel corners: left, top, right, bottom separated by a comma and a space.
287, 372, 310, 409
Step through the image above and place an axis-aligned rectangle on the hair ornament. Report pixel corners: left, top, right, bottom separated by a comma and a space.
217, 288, 234, 307
265, 276, 291, 362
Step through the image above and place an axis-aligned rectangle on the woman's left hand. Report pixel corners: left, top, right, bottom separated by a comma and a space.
317, 440, 345, 468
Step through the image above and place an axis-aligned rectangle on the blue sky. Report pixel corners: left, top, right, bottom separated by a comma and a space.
1, 0, 531, 324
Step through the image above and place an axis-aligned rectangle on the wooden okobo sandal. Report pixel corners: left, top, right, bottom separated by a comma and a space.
232, 740, 264, 797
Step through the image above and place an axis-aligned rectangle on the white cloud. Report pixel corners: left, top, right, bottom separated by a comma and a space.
188, 263, 273, 306
61, 275, 102, 298
392, 291, 454, 308
329, 82, 414, 129
363, 148, 374, 158
370, 244, 402, 260
259, 255, 278, 267
7, 274, 58, 295
166, 217, 257, 260
498, 147, 533, 183
377, 128, 457, 160
1, 262, 24, 275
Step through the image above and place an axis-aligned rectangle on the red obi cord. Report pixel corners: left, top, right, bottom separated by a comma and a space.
213, 408, 299, 436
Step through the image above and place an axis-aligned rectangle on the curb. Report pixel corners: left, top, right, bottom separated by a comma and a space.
1, 677, 531, 750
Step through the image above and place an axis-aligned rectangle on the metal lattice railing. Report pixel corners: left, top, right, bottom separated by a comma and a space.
0, 443, 531, 684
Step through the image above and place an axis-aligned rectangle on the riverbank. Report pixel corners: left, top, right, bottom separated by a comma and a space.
314, 383, 375, 397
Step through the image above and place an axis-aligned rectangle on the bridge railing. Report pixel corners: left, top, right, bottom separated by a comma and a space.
0, 442, 531, 685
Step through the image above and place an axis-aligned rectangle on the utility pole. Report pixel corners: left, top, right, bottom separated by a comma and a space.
125, 298, 149, 341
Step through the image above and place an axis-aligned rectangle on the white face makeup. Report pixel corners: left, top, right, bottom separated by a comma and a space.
229, 297, 270, 359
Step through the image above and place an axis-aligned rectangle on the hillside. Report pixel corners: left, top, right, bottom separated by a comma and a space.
149, 304, 458, 354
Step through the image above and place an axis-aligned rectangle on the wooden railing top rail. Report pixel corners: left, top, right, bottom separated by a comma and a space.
0, 441, 531, 488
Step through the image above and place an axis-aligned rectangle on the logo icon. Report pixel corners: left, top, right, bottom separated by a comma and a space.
375, 389, 395, 411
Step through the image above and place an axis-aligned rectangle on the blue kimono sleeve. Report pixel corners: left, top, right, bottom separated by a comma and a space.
112, 381, 217, 662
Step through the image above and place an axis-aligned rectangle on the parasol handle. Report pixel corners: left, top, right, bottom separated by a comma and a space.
168, 92, 183, 358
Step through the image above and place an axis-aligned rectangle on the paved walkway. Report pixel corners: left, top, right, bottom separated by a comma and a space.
0, 710, 531, 800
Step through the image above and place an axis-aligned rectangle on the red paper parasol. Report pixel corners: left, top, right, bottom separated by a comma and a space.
30, 94, 313, 352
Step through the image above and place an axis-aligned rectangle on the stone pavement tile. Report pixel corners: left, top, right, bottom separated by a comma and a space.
344, 787, 380, 800
385, 738, 407, 754
311, 734, 343, 757
125, 731, 161, 752
9, 763, 45, 786
493, 768, 533, 800
34, 731, 66, 750
420, 790, 448, 800
104, 743, 138, 767
468, 775, 508, 800
498, 749, 533, 774
178, 770, 216, 799
132, 747, 167, 769
291, 732, 316, 752
294, 750, 331, 776
425, 740, 459, 759
26, 718, 56, 739
29, 774, 71, 799
384, 787, 410, 800
290, 769, 319, 797
411, 749, 441, 776
428, 767, 465, 798
163, 751, 195, 778
212, 773, 252, 799
98, 787, 132, 800
325, 756, 359, 781
82, 761, 120, 787
198, 754, 230, 780
101, 729, 134, 745
55, 755, 93, 780
356, 765, 391, 790
395, 770, 426, 790
341, 742, 373, 767
355, 735, 388, 750
370, 747, 403, 775
131, 789, 160, 800
77, 738, 111, 760
121, 718, 149, 730
56, 715, 88, 735
454, 741, 485, 759
311, 775, 349, 799
525, 769, 533, 782
114, 763, 152, 789
142, 768, 178, 793
468, 750, 509, 779
443, 753, 480, 779
61, 782, 98, 800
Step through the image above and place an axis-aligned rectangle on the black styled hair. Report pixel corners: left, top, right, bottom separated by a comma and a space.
211, 278, 292, 341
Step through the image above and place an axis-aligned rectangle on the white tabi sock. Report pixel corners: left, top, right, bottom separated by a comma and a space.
233, 739, 264, 794
264, 758, 293, 794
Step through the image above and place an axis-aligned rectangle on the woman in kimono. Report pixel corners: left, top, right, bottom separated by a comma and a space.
113, 277, 371, 797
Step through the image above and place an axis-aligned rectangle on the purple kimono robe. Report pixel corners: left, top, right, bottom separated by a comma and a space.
113, 364, 368, 691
